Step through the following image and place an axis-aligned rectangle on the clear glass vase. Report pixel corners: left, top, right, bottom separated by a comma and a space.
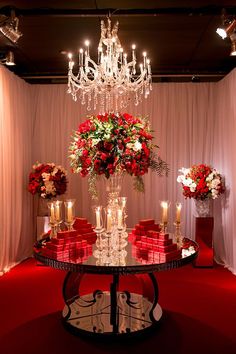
105, 173, 124, 205
194, 198, 212, 217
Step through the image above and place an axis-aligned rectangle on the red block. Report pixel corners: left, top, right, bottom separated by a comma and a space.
157, 239, 173, 246
158, 243, 177, 253
51, 238, 65, 245
159, 233, 170, 241
74, 217, 88, 226
57, 230, 79, 239
147, 230, 159, 238
159, 249, 182, 262
140, 219, 155, 226
79, 227, 93, 234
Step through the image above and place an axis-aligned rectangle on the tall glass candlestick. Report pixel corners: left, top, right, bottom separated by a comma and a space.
47, 201, 57, 238
176, 202, 182, 223
64, 199, 75, 230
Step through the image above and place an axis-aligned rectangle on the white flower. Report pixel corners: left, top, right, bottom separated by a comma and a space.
190, 182, 197, 192
42, 172, 50, 181
133, 141, 142, 151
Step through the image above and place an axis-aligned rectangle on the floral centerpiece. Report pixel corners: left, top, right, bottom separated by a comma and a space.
28, 162, 67, 199
69, 112, 168, 197
177, 164, 225, 200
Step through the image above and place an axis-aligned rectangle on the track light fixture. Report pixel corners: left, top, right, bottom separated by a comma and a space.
216, 12, 236, 56
0, 51, 15, 66
0, 9, 22, 43
216, 18, 236, 39
229, 32, 236, 56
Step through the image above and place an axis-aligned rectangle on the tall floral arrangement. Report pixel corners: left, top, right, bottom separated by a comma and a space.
69, 112, 168, 196
28, 162, 67, 199
177, 164, 224, 200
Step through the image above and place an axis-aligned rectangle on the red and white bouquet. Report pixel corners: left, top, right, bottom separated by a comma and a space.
69, 112, 168, 195
177, 164, 224, 200
28, 162, 67, 199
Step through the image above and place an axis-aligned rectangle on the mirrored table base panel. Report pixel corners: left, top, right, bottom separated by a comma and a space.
62, 272, 162, 336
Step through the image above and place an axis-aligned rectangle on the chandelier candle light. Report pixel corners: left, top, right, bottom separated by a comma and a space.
67, 17, 152, 112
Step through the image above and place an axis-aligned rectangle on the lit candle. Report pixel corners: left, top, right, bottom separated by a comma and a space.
79, 48, 83, 66
107, 209, 112, 232
68, 52, 74, 69
67, 201, 73, 222
176, 203, 182, 223
96, 208, 101, 229
147, 58, 151, 75
50, 204, 55, 223
98, 46, 102, 64
132, 44, 136, 61
117, 209, 123, 229
55, 201, 60, 221
161, 201, 169, 224
143, 51, 147, 67
85, 40, 90, 57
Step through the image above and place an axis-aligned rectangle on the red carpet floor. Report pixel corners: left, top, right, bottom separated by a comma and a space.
0, 258, 236, 354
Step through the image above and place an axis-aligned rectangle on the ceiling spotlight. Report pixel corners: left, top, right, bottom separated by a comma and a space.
0, 10, 22, 43
0, 50, 15, 66
216, 18, 236, 39
5, 51, 15, 65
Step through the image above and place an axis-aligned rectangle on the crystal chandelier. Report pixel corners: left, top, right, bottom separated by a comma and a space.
67, 18, 152, 112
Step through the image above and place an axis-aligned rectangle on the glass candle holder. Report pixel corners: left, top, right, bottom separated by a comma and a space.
160, 200, 170, 233
64, 199, 75, 230
105, 207, 113, 233
117, 208, 124, 230
94, 205, 103, 231
175, 202, 182, 224
54, 200, 63, 230
47, 201, 57, 238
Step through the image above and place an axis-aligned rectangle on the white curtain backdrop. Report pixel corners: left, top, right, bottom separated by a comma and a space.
0, 66, 33, 275
0, 65, 236, 275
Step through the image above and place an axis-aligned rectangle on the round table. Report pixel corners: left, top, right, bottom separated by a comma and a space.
34, 235, 198, 337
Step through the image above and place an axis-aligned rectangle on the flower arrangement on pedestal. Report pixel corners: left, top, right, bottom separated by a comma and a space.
28, 162, 68, 199
69, 112, 168, 197
177, 164, 225, 200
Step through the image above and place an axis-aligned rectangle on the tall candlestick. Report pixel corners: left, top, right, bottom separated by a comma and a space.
50, 203, 55, 223
176, 202, 182, 223
161, 201, 169, 224
117, 209, 123, 229
107, 209, 112, 232
96, 209, 101, 229
67, 201, 73, 222
54, 201, 60, 221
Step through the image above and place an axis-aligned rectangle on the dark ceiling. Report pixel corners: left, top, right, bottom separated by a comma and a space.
0, 1, 236, 83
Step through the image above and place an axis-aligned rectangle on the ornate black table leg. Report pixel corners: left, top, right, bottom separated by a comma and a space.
110, 274, 119, 333
148, 273, 159, 323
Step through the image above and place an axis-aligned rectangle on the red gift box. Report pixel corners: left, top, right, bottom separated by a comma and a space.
157, 239, 173, 246
147, 230, 159, 238
159, 233, 170, 241
57, 230, 79, 239
158, 243, 177, 253
148, 224, 161, 231
159, 249, 182, 262
140, 219, 155, 226
78, 227, 93, 234
51, 238, 65, 245
73, 217, 88, 226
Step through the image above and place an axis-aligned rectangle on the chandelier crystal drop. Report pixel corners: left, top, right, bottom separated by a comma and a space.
67, 18, 152, 112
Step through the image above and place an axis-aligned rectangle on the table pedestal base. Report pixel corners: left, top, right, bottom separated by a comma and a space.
62, 272, 162, 337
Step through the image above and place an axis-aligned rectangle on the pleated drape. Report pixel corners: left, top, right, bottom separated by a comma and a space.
0, 65, 236, 274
